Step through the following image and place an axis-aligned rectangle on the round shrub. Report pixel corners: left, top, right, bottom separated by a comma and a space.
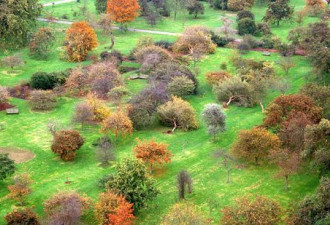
100, 50, 123, 65
211, 35, 233, 47
30, 72, 57, 90
28, 90, 57, 110
228, 0, 254, 11
51, 130, 84, 161
256, 23, 272, 36
167, 76, 195, 97
237, 10, 255, 21
154, 40, 173, 49
238, 18, 256, 35
206, 71, 232, 86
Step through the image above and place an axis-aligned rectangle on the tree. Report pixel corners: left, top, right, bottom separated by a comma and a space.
231, 127, 282, 165
186, 0, 204, 19
65, 22, 98, 62
28, 90, 57, 111
106, 158, 159, 212
5, 208, 40, 225
98, 14, 115, 49
145, 2, 162, 26
157, 96, 199, 132
303, 119, 330, 176
227, 0, 254, 11
73, 102, 94, 129
263, 94, 323, 131
202, 104, 226, 141
0, 86, 10, 104
94, 136, 115, 167
0, 0, 41, 48
292, 177, 330, 225
8, 173, 33, 205
214, 76, 255, 107
205, 71, 232, 86
270, 148, 300, 190
170, 0, 187, 20
237, 18, 256, 35
51, 130, 84, 161
65, 67, 90, 95
1, 55, 24, 70
177, 170, 192, 199
29, 28, 55, 59
108, 86, 129, 105
277, 57, 296, 75
221, 195, 283, 225
101, 110, 133, 139
44, 191, 91, 225
95, 0, 108, 13
133, 139, 172, 170
94, 190, 134, 225
213, 149, 240, 184
305, 0, 325, 16
237, 10, 255, 21
279, 112, 312, 152
86, 93, 111, 121
0, 153, 15, 181
173, 26, 216, 56
263, 0, 294, 26
167, 76, 195, 98
217, 17, 237, 39
300, 83, 330, 119
107, 0, 140, 28
162, 203, 208, 225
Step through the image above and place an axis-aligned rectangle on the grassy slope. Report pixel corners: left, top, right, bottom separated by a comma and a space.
0, 0, 322, 224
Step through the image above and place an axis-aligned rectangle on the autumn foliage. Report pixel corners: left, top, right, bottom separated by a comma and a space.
107, 0, 140, 24
65, 22, 98, 62
94, 191, 135, 225
231, 127, 282, 165
133, 139, 172, 169
205, 71, 232, 86
101, 110, 133, 138
263, 94, 323, 131
8, 173, 33, 205
51, 130, 84, 161
5, 208, 40, 225
221, 195, 283, 225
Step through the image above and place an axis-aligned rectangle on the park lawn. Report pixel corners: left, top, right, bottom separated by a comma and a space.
0, 26, 320, 224
40, 0, 321, 38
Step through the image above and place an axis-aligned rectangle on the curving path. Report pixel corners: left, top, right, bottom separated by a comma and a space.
42, 0, 76, 7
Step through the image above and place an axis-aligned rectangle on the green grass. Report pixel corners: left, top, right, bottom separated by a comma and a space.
0, 1, 323, 223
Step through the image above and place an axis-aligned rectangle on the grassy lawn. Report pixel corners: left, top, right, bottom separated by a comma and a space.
0, 24, 320, 224
0, 0, 324, 223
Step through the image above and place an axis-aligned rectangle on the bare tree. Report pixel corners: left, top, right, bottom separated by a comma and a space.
98, 14, 115, 49
1, 54, 24, 70
177, 170, 192, 199
73, 102, 94, 129
277, 57, 296, 75
217, 17, 237, 39
95, 136, 115, 167
213, 149, 241, 183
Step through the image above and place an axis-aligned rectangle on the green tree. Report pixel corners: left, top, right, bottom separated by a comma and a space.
95, 0, 107, 14
106, 158, 159, 212
0, 153, 15, 181
202, 104, 226, 141
0, 0, 42, 48
29, 28, 55, 59
186, 0, 204, 18
263, 0, 293, 26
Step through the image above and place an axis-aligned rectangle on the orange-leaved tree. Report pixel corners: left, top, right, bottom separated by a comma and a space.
107, 0, 140, 28
65, 21, 98, 62
94, 190, 134, 225
133, 139, 172, 170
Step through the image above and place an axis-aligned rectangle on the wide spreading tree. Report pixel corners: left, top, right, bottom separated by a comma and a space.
0, 0, 41, 48
133, 139, 172, 170
231, 127, 282, 165
65, 22, 98, 62
101, 110, 133, 139
263, 0, 294, 26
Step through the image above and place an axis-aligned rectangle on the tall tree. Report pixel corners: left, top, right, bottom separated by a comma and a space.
101, 110, 133, 139
177, 170, 192, 199
0, 0, 42, 48
95, 0, 108, 14
263, 0, 294, 26
213, 149, 239, 183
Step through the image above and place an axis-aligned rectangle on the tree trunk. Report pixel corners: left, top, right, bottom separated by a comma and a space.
259, 100, 265, 113
255, 157, 259, 165
285, 175, 289, 191
171, 120, 177, 133
227, 170, 231, 183
226, 96, 234, 106
109, 31, 115, 49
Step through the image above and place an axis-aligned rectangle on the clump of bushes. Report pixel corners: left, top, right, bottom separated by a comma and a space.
238, 18, 256, 36
30, 70, 70, 90
206, 71, 232, 86
28, 90, 57, 110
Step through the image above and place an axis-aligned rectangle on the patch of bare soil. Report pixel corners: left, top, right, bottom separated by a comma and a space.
0, 147, 35, 163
